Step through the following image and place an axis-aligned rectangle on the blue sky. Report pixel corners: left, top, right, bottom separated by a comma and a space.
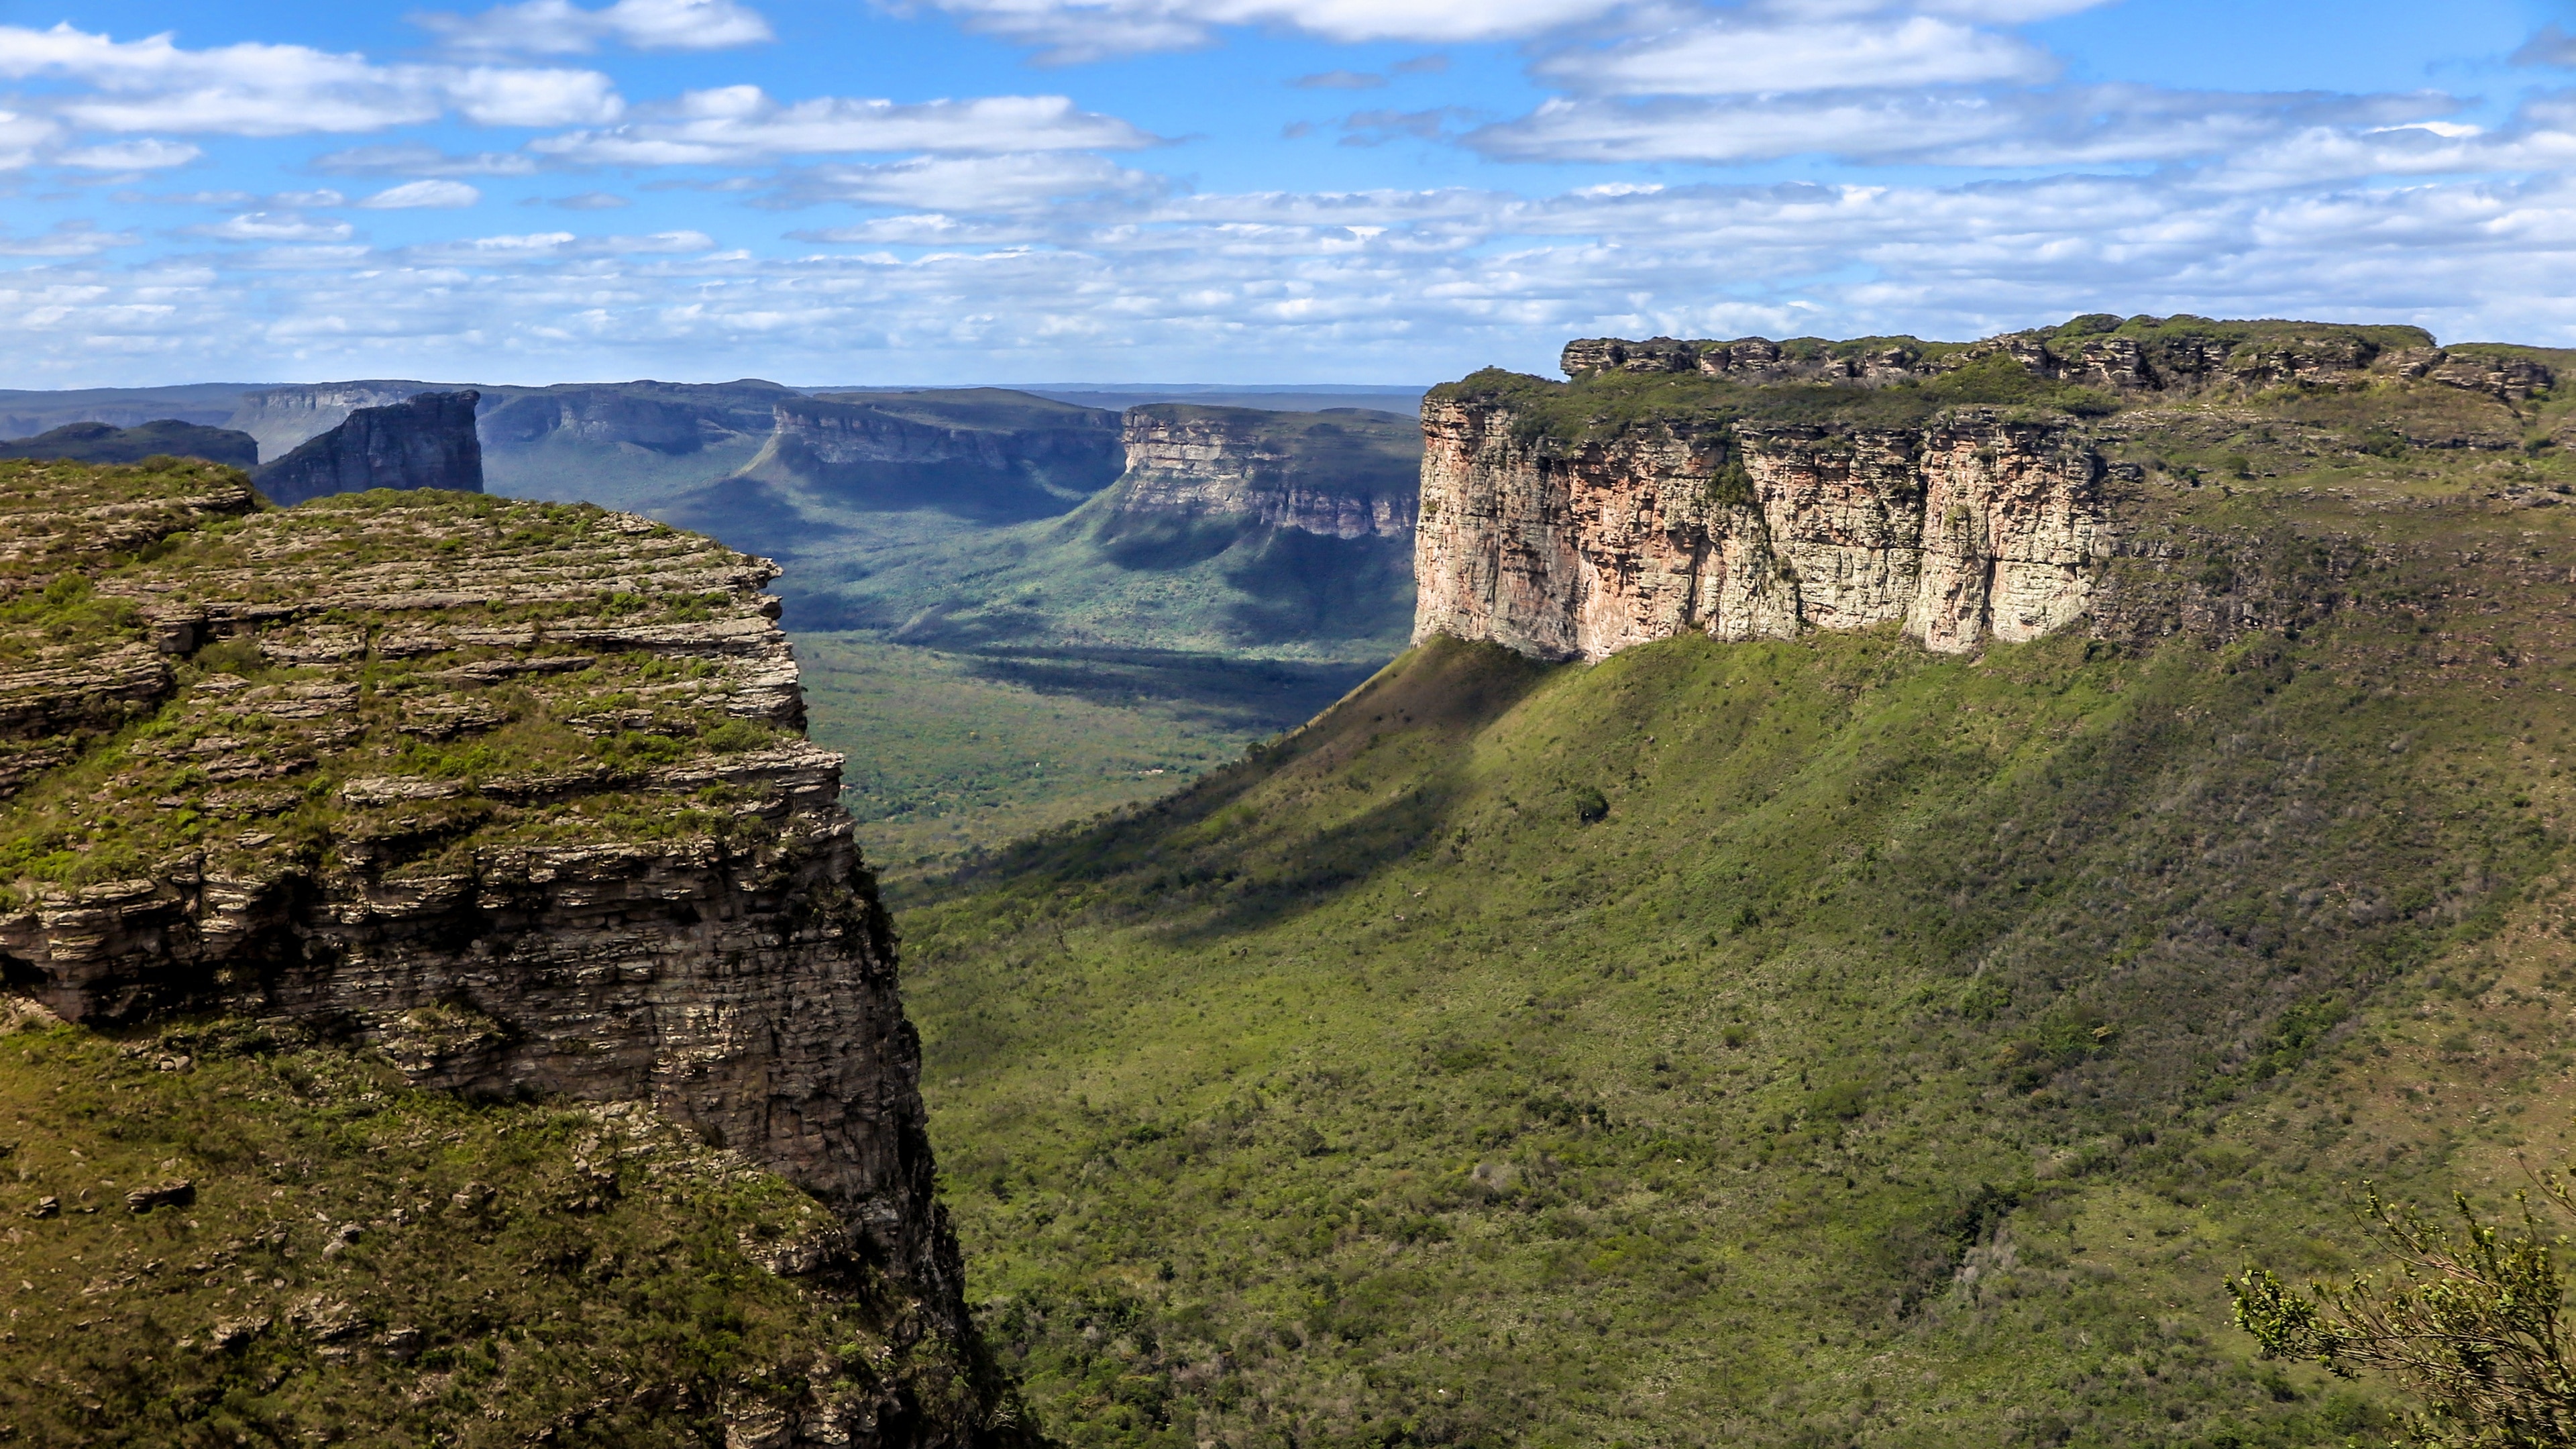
0, 0, 2567, 386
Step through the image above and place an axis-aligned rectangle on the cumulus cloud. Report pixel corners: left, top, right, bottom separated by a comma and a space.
531, 87, 1158, 164
401, 228, 714, 260
359, 179, 484, 208
1538, 15, 2055, 96
916, 0, 1628, 62
416, 0, 773, 56
0, 22, 621, 136
55, 138, 202, 170
767, 152, 1173, 212
183, 211, 356, 241
0, 219, 139, 256
312, 143, 541, 176
1466, 85, 2459, 166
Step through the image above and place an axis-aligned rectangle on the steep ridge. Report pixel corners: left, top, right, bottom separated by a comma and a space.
890, 317, 2576, 1449
1115, 405, 1419, 540
476, 379, 796, 510
254, 391, 484, 506
0, 458, 1008, 1446
225, 381, 445, 464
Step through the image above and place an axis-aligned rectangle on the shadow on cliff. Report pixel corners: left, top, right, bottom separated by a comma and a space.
1218, 529, 1415, 648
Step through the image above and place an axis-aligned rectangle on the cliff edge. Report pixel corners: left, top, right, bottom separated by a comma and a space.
0, 455, 1002, 1446
1417, 313, 2572, 661
254, 390, 484, 506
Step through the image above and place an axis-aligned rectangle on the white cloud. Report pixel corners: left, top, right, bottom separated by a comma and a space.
313, 143, 540, 175
531, 87, 1157, 163
0, 219, 138, 256
543, 189, 631, 208
360, 179, 485, 208
770, 152, 1171, 211
417, 0, 773, 55
916, 0, 1627, 62
0, 109, 63, 169
1465, 85, 2459, 166
54, 138, 201, 170
1539, 15, 2055, 97
402, 228, 715, 260
0, 22, 622, 136
184, 211, 357, 241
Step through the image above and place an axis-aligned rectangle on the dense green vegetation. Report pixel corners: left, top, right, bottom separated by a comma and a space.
0, 1013, 987, 1447
893, 428, 2576, 1446
800, 635, 1358, 876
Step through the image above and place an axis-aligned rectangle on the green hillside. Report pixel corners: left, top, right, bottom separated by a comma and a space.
893, 447, 2576, 1446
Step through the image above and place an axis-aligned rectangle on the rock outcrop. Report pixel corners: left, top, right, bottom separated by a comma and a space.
0, 461, 992, 1442
478, 379, 792, 458
731, 391, 1123, 523
0, 419, 260, 470
253, 390, 484, 506
1114, 404, 1418, 539
1414, 398, 2110, 659
1419, 316, 2567, 664
224, 380, 441, 463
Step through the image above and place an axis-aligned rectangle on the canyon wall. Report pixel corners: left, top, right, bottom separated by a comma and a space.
0, 458, 989, 1441
225, 381, 441, 463
1413, 396, 2111, 659
254, 390, 484, 506
1116, 403, 1418, 539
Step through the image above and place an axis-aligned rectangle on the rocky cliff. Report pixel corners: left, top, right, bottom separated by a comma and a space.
1114, 403, 1418, 539
733, 391, 1124, 523
479, 379, 791, 458
224, 380, 443, 463
0, 456, 999, 1445
253, 390, 484, 506
1418, 315, 2572, 661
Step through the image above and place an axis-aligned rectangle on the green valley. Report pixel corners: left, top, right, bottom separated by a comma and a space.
885, 325, 2576, 1449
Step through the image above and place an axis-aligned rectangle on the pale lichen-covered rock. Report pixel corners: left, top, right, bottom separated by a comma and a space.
1114, 402, 1418, 539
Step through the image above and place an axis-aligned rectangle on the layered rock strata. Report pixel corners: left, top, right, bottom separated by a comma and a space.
224, 380, 441, 463
0, 468, 978, 1395
254, 390, 484, 506
478, 379, 792, 457
1414, 400, 2110, 659
1115, 403, 1419, 539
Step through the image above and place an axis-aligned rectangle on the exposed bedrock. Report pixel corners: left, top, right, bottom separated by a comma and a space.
1413, 397, 2112, 660
253, 390, 484, 506
1114, 402, 1419, 539
0, 474, 973, 1368
225, 381, 441, 464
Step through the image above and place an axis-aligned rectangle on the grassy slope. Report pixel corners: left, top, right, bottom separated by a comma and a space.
0, 1016, 984, 1448
894, 457, 2576, 1448
482, 431, 771, 513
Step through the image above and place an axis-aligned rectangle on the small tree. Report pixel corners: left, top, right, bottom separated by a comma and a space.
2229, 1166, 2576, 1448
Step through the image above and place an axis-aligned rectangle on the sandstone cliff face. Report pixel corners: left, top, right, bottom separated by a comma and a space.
224, 381, 441, 463
0, 464, 987, 1442
1115, 404, 1418, 539
254, 391, 484, 506
1413, 398, 2109, 660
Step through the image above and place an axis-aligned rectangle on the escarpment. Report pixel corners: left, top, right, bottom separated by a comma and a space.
254, 390, 484, 506
729, 391, 1124, 523
1420, 315, 2574, 662
225, 380, 443, 464
0, 458, 988, 1430
1115, 402, 1419, 539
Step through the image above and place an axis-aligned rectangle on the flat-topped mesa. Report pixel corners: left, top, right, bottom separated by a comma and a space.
224, 380, 444, 464
1414, 400, 2109, 661
0, 465, 982, 1407
1559, 314, 2555, 401
1115, 402, 1419, 539
253, 390, 484, 506
1419, 315, 2569, 665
